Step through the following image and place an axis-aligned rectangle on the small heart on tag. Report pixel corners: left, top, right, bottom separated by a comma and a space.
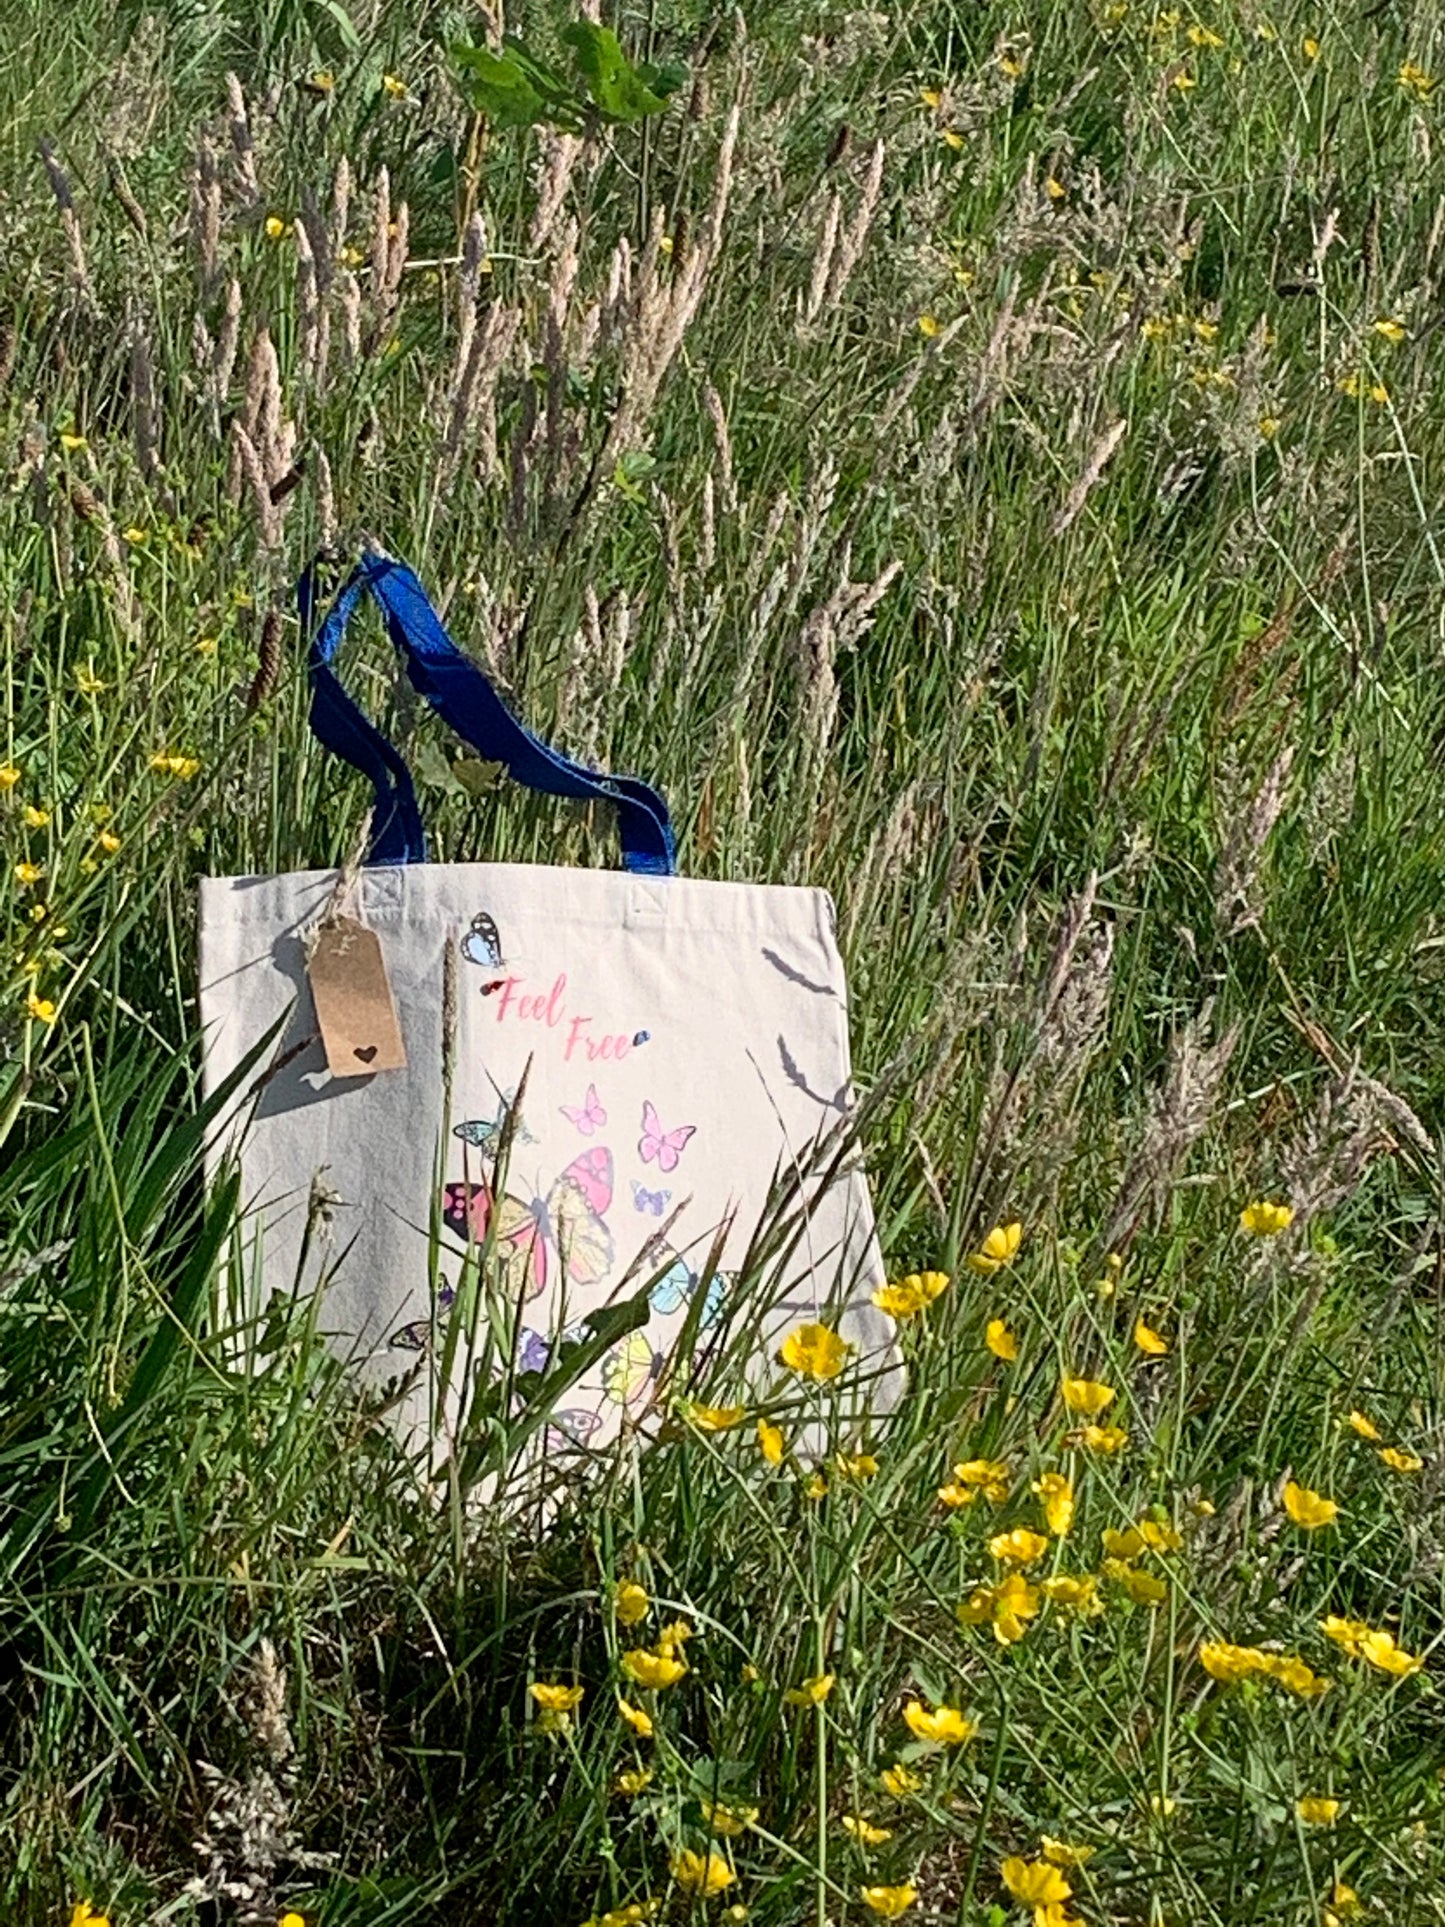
353, 1044, 378, 1064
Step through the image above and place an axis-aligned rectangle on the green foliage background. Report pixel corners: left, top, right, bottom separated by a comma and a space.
1, 1, 1444, 1922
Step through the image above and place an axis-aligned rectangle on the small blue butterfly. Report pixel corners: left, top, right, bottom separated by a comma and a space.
648, 1257, 694, 1315
461, 912, 503, 969
633, 1030, 651, 1046
631, 1180, 671, 1216
453, 1091, 534, 1149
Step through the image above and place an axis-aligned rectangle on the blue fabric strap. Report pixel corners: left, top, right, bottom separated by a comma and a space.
302, 553, 677, 876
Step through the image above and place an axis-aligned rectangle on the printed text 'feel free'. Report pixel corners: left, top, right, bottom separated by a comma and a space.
485, 973, 635, 1062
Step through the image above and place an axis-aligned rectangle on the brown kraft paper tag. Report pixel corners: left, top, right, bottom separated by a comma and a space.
306, 916, 407, 1077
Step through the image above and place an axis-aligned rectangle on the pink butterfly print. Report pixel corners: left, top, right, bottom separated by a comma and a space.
638, 1101, 696, 1174
440, 1148, 615, 1300
560, 1082, 607, 1136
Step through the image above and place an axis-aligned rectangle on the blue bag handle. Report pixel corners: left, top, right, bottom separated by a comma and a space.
301, 552, 677, 876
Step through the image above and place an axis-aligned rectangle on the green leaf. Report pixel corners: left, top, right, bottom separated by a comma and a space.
562, 21, 678, 122
450, 42, 579, 131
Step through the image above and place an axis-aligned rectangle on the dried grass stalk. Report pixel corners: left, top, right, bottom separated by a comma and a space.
37, 139, 92, 300
1052, 418, 1129, 536
225, 72, 260, 206
1214, 744, 1295, 936
188, 136, 222, 294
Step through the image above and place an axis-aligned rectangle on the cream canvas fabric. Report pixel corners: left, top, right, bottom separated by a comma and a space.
198, 555, 895, 1445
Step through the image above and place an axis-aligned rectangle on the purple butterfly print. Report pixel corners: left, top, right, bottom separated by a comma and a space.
561, 1083, 607, 1136
631, 1180, 671, 1216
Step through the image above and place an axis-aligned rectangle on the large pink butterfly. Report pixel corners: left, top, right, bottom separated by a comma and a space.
441, 1147, 614, 1300
560, 1082, 607, 1136
638, 1101, 696, 1174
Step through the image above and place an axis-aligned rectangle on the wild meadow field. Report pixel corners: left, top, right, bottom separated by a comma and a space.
3, 0, 1445, 1921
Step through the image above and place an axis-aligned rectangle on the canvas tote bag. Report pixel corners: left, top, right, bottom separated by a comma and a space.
199, 553, 895, 1446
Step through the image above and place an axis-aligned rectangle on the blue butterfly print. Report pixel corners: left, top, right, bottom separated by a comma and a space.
648, 1257, 692, 1315
453, 1090, 534, 1149
631, 1180, 671, 1216
460, 911, 503, 969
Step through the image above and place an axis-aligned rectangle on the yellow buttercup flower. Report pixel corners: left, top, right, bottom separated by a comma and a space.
860, 1888, 917, 1918
264, 214, 288, 239
779, 1322, 851, 1380
1373, 317, 1408, 343
1072, 1422, 1128, 1454
1171, 68, 1196, 91
1133, 1317, 1169, 1356
530, 1682, 584, 1714
1347, 1409, 1381, 1440
1105, 1562, 1167, 1605
1061, 1377, 1116, 1416
969, 1572, 1042, 1643
967, 1222, 1023, 1273
617, 1696, 654, 1736
0, 763, 20, 790
1032, 1472, 1074, 1536
75, 664, 107, 695
579, 1904, 659, 1927
1297, 1795, 1340, 1824
26, 994, 58, 1026
614, 1580, 650, 1626
985, 1317, 1019, 1361
903, 1699, 975, 1745
1320, 1615, 1372, 1654
21, 805, 49, 828
97, 830, 121, 855
621, 1648, 686, 1689
784, 1672, 835, 1706
951, 1458, 1011, 1502
842, 1813, 892, 1843
989, 1526, 1049, 1565
1379, 1446, 1422, 1473
615, 1766, 653, 1795
1327, 1880, 1361, 1920
805, 1470, 829, 1500
1045, 175, 1066, 202
1200, 1640, 1265, 1684
686, 1402, 746, 1431
1283, 1480, 1338, 1528
1041, 1574, 1101, 1615
1187, 22, 1224, 46
1040, 1836, 1093, 1866
880, 1762, 922, 1796
150, 751, 202, 779
656, 1619, 692, 1656
70, 1907, 111, 1927
835, 1450, 879, 1481
919, 86, 943, 109
917, 314, 940, 339
1356, 1629, 1424, 1676
671, 1850, 734, 1895
1000, 1856, 1071, 1907
1263, 1654, 1331, 1698
701, 1798, 757, 1835
1240, 1199, 1293, 1236
14, 861, 44, 886
757, 1418, 785, 1465
1399, 59, 1435, 97
874, 1278, 928, 1317
1302, 35, 1320, 59
941, 128, 965, 151
122, 525, 148, 544
381, 72, 407, 98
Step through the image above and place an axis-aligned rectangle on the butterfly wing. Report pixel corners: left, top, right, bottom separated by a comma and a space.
561, 1146, 613, 1216
454, 1117, 498, 1148
442, 1181, 492, 1241
516, 1328, 552, 1375
648, 1255, 693, 1316
461, 912, 502, 967
548, 1407, 604, 1448
654, 1123, 696, 1175
493, 1193, 548, 1301
602, 1331, 659, 1406
548, 1179, 614, 1289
